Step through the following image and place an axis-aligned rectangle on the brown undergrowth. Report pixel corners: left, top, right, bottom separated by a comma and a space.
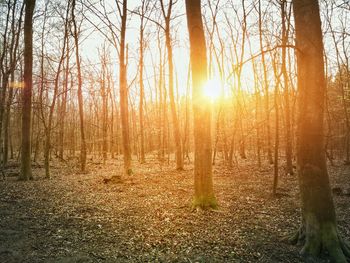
0, 156, 349, 262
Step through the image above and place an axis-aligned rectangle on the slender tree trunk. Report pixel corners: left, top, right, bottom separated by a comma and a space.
290, 1, 350, 261
3, 72, 14, 165
165, 27, 183, 170
258, 0, 273, 165
101, 57, 108, 163
72, 0, 87, 173
109, 75, 115, 158
281, 0, 293, 174
185, 0, 217, 209
59, 43, 70, 161
119, 0, 132, 175
252, 58, 261, 168
162, 62, 168, 161
272, 55, 280, 196
158, 59, 164, 161
44, 3, 69, 179
0, 74, 9, 163
139, 15, 146, 163
159, 0, 183, 170
2, 1, 23, 165
183, 65, 191, 163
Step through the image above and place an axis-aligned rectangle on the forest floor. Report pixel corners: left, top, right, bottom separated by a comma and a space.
0, 155, 349, 263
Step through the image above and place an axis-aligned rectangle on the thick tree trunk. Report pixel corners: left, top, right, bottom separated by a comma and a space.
185, 0, 217, 209
292, 0, 350, 262
19, 0, 36, 181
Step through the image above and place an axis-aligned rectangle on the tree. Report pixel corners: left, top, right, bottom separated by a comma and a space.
99, 45, 110, 163
280, 0, 293, 175
2, 1, 24, 166
257, 0, 273, 165
185, 0, 217, 209
160, 0, 183, 170
138, 0, 151, 164
58, 33, 71, 161
42, 1, 70, 179
291, 0, 350, 261
19, 0, 35, 181
71, 0, 87, 173
118, 0, 132, 175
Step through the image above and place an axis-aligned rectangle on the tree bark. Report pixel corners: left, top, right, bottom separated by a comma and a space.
139, 4, 146, 163
281, 0, 293, 175
101, 52, 108, 163
291, 0, 350, 261
258, 0, 273, 165
72, 0, 87, 173
185, 0, 217, 209
160, 0, 183, 170
58, 43, 70, 161
119, 0, 132, 175
19, 0, 36, 180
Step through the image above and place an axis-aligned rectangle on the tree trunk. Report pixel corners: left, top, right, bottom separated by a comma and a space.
72, 0, 87, 173
281, 0, 293, 175
291, 0, 350, 261
258, 0, 273, 165
165, 26, 183, 170
101, 57, 108, 163
2, 2, 23, 165
19, 0, 36, 181
3, 72, 14, 165
159, 0, 183, 170
119, 0, 132, 175
139, 14, 146, 163
44, 3, 69, 179
185, 0, 217, 209
272, 54, 280, 196
59, 42, 70, 161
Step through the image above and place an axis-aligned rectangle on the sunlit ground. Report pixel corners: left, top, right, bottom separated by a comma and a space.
0, 155, 349, 262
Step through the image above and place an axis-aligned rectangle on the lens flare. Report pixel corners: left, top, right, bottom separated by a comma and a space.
203, 78, 222, 101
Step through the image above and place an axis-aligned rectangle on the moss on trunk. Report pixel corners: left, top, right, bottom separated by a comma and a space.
192, 195, 218, 210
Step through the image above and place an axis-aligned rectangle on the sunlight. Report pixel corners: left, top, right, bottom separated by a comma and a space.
203, 78, 222, 101
9, 81, 24, 89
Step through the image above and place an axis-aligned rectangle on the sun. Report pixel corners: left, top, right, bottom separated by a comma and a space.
203, 78, 222, 101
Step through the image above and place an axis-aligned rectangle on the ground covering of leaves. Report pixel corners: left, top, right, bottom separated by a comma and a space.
0, 156, 349, 263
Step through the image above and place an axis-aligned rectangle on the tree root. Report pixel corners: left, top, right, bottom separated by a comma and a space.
286, 224, 350, 263
284, 225, 305, 245
339, 237, 350, 258
191, 195, 218, 210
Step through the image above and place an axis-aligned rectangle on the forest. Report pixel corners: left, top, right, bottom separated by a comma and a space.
0, 0, 350, 262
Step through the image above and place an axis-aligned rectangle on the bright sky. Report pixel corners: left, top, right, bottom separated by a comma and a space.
27, 0, 349, 101
81, 0, 192, 98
